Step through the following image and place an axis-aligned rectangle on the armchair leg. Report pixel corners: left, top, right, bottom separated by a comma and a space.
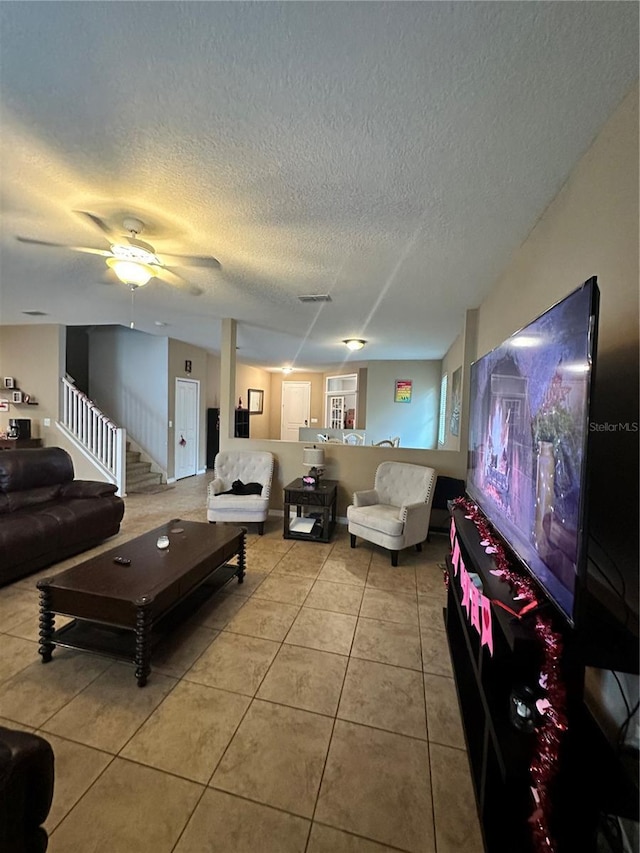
350, 534, 356, 549
258, 522, 264, 535
208, 520, 216, 524
391, 550, 399, 567
416, 543, 422, 552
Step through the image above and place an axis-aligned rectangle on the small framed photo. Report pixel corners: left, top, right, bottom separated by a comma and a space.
11, 390, 23, 404
394, 379, 412, 403
248, 388, 264, 414
4, 377, 15, 389
0, 399, 9, 413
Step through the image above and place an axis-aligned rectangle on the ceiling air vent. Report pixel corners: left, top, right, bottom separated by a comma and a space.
298, 294, 332, 303
22, 310, 48, 316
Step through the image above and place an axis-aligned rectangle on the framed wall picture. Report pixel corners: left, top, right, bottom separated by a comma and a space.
0, 399, 9, 412
394, 379, 412, 403
248, 388, 264, 414
4, 377, 15, 389
11, 390, 23, 404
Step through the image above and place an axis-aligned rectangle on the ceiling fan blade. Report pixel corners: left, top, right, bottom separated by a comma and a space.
73, 210, 118, 241
157, 252, 221, 269
16, 236, 112, 257
155, 266, 204, 296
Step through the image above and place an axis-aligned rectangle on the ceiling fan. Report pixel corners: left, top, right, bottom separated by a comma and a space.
16, 211, 220, 295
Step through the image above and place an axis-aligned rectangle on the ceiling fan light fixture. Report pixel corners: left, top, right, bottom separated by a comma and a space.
107, 258, 157, 287
343, 338, 366, 351
282, 366, 293, 374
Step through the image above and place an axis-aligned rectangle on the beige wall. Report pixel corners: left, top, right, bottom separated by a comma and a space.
0, 324, 64, 441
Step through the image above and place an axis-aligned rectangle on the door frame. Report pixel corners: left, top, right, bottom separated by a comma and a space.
174, 377, 200, 480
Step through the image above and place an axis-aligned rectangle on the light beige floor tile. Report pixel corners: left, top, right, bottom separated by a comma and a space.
315, 720, 434, 853
121, 680, 250, 782
152, 621, 218, 678
0, 586, 39, 633
366, 563, 417, 593
424, 673, 465, 749
174, 788, 309, 853
244, 548, 285, 573
193, 591, 247, 629
418, 594, 446, 632
421, 625, 453, 677
47, 757, 202, 853
304, 579, 364, 616
40, 733, 113, 832
0, 634, 39, 684
42, 662, 176, 753
416, 564, 448, 597
351, 617, 422, 670
272, 554, 323, 580
430, 742, 484, 853
225, 597, 300, 641
0, 650, 112, 729
359, 588, 418, 625
307, 824, 399, 852
287, 540, 334, 561
257, 644, 347, 716
318, 557, 370, 587
212, 699, 333, 817
252, 573, 314, 605
185, 631, 279, 695
0, 717, 34, 732
285, 607, 356, 655
226, 570, 269, 597
338, 658, 427, 739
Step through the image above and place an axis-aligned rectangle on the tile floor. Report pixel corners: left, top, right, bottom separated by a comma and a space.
0, 473, 484, 853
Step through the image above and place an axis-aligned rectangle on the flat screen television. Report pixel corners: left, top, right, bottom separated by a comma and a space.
466, 277, 599, 625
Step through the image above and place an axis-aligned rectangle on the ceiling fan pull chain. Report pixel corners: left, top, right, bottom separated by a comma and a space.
130, 285, 136, 329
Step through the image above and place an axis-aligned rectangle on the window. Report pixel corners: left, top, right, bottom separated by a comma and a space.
438, 373, 448, 446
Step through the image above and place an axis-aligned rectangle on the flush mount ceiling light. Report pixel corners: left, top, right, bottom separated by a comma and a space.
343, 339, 366, 351
282, 366, 293, 374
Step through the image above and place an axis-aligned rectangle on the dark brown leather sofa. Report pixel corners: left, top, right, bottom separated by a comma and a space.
0, 726, 54, 853
0, 447, 125, 586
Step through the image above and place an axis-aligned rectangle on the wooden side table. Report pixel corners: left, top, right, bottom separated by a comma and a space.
283, 478, 338, 543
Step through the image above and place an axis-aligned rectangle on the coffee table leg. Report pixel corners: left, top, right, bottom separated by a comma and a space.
36, 581, 55, 663
237, 528, 247, 584
134, 597, 153, 687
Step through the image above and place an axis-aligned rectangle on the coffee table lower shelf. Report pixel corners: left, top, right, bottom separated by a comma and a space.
47, 563, 240, 667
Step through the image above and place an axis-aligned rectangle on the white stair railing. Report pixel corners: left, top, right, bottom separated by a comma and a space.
61, 377, 126, 495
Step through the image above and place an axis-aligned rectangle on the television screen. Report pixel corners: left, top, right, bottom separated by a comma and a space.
466, 277, 599, 624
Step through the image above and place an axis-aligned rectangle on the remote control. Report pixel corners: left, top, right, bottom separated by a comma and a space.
113, 556, 131, 566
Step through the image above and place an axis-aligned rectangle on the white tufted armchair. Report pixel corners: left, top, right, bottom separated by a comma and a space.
347, 461, 437, 566
206, 450, 274, 535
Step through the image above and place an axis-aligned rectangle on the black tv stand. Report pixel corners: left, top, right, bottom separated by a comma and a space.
445, 507, 639, 853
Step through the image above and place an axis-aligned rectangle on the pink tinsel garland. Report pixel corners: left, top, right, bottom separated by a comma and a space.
452, 497, 568, 853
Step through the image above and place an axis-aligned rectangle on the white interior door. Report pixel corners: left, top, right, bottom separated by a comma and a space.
281, 381, 311, 441
175, 378, 199, 480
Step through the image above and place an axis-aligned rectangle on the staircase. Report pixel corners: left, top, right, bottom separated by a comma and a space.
125, 442, 165, 494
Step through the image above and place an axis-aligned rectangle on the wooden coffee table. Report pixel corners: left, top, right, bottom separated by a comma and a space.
36, 520, 246, 686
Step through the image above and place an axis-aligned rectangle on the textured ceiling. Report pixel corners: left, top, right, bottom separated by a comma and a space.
0, 2, 637, 369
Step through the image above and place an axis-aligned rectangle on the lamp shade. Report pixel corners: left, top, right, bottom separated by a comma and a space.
302, 446, 325, 468
107, 258, 156, 287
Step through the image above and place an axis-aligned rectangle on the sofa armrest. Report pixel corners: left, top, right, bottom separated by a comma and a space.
59, 480, 118, 499
353, 488, 379, 508
208, 478, 225, 498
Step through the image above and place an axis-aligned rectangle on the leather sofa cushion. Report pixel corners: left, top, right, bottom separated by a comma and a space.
0, 447, 73, 493
59, 480, 118, 499
0, 511, 63, 565
5, 485, 62, 513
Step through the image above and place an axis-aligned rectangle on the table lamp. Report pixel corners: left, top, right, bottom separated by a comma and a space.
302, 446, 325, 487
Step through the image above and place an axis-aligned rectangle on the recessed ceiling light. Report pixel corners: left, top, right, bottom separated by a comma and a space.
343, 338, 366, 351
154, 321, 168, 327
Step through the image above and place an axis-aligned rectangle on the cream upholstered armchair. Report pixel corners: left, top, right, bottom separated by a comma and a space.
206, 450, 274, 535
347, 461, 437, 566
